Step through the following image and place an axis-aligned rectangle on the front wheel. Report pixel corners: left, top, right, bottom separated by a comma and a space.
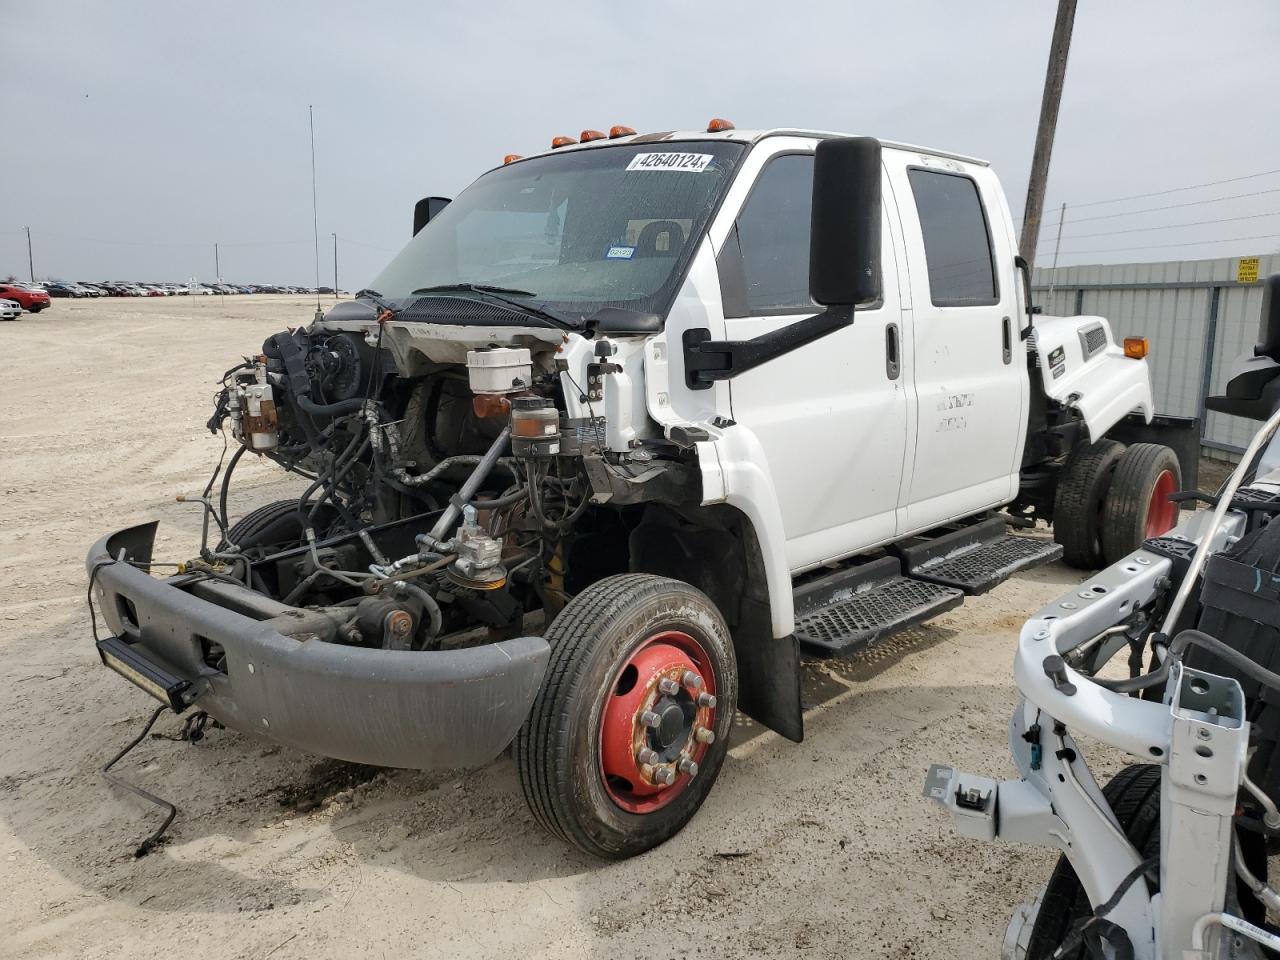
514, 574, 737, 859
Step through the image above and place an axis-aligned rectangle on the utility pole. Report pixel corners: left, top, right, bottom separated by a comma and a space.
1019, 0, 1077, 271
214, 242, 220, 281
1048, 202, 1067, 296
25, 227, 34, 281
331, 232, 338, 297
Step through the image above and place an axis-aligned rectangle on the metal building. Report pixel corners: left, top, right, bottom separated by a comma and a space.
1033, 253, 1279, 457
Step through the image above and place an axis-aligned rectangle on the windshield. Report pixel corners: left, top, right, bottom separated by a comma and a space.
367, 141, 745, 318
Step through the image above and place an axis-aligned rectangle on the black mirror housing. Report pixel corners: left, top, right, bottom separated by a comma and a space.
412, 196, 452, 236
809, 137, 882, 307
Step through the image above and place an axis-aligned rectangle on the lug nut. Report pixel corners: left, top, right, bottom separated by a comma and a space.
694, 726, 715, 745
697, 692, 717, 709
652, 766, 676, 787
677, 755, 699, 777
658, 677, 680, 695
682, 670, 703, 691
640, 710, 661, 729
637, 747, 660, 765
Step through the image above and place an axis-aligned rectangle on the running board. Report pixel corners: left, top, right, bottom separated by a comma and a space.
892, 517, 1064, 596
792, 557, 963, 659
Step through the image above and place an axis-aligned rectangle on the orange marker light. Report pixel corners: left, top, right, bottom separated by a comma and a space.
579, 129, 606, 142
1123, 336, 1149, 360
551, 135, 577, 149
609, 125, 637, 138
706, 118, 735, 132
503, 154, 523, 164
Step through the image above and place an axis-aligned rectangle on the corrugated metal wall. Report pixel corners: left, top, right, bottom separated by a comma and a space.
1032, 253, 1279, 456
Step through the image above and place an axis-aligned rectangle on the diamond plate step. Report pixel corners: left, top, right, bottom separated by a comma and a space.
898, 518, 1063, 596
793, 557, 963, 659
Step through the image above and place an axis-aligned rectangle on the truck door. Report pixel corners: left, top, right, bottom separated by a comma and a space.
888, 158, 1025, 532
718, 145, 910, 573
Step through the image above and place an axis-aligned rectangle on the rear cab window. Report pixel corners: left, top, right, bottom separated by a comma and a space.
906, 168, 998, 307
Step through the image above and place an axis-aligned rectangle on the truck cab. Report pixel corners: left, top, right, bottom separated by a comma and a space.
89, 121, 1190, 860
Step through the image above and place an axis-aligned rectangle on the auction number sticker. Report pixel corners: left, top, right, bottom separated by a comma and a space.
626, 152, 714, 172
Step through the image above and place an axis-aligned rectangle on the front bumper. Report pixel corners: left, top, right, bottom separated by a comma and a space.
87, 522, 550, 769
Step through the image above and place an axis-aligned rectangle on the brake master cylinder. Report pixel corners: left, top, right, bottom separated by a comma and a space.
230, 360, 279, 451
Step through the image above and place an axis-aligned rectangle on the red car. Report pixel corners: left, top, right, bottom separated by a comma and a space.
0, 284, 50, 313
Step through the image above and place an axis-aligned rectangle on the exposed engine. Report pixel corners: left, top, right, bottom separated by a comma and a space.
200, 321, 695, 654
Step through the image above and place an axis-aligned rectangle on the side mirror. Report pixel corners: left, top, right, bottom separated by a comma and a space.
412, 196, 452, 236
809, 137, 882, 307
1257, 272, 1280, 362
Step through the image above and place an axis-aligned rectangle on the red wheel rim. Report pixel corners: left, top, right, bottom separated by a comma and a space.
1144, 469, 1179, 539
598, 629, 718, 814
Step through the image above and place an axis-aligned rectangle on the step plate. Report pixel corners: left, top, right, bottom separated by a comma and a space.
909, 534, 1063, 596
795, 576, 963, 659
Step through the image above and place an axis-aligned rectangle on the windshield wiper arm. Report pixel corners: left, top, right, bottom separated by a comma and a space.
409, 283, 575, 330
411, 283, 537, 297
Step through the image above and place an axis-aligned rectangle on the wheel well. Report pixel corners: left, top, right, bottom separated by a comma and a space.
625, 504, 803, 742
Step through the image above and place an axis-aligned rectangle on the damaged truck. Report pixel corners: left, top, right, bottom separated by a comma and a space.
88, 121, 1195, 858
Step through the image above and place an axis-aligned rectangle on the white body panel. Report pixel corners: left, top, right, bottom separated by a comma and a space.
1033, 313, 1155, 441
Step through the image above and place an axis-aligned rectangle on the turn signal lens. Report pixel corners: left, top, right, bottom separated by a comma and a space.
579, 129, 606, 142
551, 135, 577, 149
503, 153, 523, 164
706, 118, 735, 132
609, 125, 636, 138
1123, 336, 1149, 359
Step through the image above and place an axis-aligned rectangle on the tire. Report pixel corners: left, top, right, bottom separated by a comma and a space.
1053, 439, 1125, 569
29, 304, 45, 313
219, 498, 333, 553
514, 574, 737, 859
1024, 765, 1163, 960
1100, 443, 1182, 565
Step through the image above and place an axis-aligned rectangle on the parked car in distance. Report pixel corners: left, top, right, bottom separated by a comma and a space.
0, 298, 21, 321
0, 283, 50, 312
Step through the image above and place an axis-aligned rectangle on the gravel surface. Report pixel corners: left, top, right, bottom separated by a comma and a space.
1, 295, 1109, 959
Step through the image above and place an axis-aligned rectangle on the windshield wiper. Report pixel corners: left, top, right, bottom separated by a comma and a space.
412, 283, 537, 298
408, 283, 575, 330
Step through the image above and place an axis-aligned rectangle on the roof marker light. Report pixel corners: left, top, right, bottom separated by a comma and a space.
551, 135, 577, 149
706, 118, 735, 132
1123, 336, 1149, 360
503, 154, 523, 164
579, 129, 606, 142
609, 125, 637, 138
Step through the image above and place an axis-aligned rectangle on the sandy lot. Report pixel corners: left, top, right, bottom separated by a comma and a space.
2, 295, 1108, 959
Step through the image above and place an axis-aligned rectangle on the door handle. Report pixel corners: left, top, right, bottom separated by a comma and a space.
1001, 316, 1013, 365
885, 323, 900, 380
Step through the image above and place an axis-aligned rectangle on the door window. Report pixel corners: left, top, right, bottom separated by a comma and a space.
720, 154, 815, 317
907, 169, 998, 307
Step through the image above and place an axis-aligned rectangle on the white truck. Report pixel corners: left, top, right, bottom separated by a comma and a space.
87, 121, 1196, 858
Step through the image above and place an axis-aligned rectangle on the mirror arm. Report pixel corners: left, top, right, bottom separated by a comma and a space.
682, 304, 856, 389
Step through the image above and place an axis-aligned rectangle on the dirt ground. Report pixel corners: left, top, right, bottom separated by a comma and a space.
2, 295, 1129, 959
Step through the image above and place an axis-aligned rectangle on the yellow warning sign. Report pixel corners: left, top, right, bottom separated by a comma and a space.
1238, 257, 1260, 284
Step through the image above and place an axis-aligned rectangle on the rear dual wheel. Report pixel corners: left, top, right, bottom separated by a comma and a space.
515, 575, 737, 859
1054, 441, 1181, 568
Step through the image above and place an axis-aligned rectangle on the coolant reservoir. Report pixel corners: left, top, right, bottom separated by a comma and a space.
467, 347, 533, 394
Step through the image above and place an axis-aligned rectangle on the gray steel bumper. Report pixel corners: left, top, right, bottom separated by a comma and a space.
87, 522, 550, 769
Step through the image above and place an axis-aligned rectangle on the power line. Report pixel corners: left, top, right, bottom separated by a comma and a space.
1040, 186, 1280, 230
1059, 209, 1280, 241
1047, 166, 1280, 211
1057, 232, 1279, 256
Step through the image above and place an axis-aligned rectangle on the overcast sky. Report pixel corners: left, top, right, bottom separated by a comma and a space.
2, 1, 1278, 285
